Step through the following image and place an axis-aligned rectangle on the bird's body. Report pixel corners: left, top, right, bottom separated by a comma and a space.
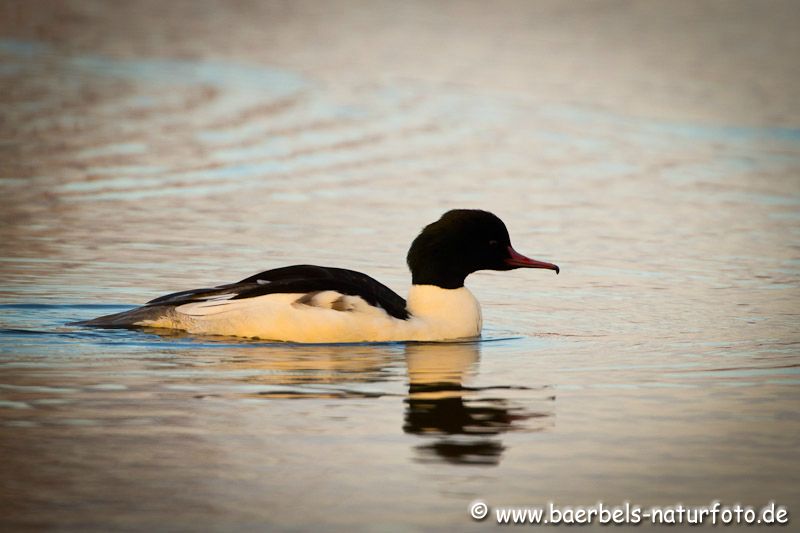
121, 283, 480, 343
77, 210, 558, 342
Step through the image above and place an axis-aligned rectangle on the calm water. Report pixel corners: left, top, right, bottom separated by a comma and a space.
1, 2, 799, 531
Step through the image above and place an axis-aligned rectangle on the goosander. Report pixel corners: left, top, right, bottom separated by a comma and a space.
77, 209, 559, 342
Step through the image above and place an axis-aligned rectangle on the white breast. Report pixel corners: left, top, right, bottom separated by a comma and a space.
136, 285, 482, 343
404, 285, 482, 341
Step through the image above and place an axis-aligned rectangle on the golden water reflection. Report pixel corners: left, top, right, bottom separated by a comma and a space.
154, 337, 555, 466
405, 342, 552, 466
188, 338, 554, 466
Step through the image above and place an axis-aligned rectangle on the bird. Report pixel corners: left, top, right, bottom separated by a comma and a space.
76, 209, 559, 343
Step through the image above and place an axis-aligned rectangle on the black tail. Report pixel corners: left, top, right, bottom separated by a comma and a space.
71, 305, 174, 328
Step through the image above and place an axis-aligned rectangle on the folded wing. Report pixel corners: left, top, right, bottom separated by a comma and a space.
144, 264, 410, 319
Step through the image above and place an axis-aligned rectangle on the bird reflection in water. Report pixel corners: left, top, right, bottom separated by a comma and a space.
404, 342, 553, 466
139, 330, 553, 466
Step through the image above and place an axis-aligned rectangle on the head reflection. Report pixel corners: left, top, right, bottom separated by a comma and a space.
151, 332, 551, 462
404, 342, 551, 466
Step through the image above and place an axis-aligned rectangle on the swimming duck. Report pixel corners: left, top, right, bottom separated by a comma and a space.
77, 209, 559, 342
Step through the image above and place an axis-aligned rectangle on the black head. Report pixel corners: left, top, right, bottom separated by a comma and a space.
406, 209, 559, 289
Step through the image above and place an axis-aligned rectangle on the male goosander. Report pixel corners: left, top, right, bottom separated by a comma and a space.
77, 210, 559, 342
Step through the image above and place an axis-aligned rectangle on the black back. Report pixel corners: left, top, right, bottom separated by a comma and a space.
145, 264, 410, 320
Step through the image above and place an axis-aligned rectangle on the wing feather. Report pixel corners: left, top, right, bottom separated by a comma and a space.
144, 264, 409, 320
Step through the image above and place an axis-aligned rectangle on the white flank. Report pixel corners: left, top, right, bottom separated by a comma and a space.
136, 285, 482, 343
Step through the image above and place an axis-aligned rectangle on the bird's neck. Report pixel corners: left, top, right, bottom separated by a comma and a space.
406, 285, 482, 339
409, 260, 469, 289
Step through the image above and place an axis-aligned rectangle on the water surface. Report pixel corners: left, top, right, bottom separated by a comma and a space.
1, 2, 799, 531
